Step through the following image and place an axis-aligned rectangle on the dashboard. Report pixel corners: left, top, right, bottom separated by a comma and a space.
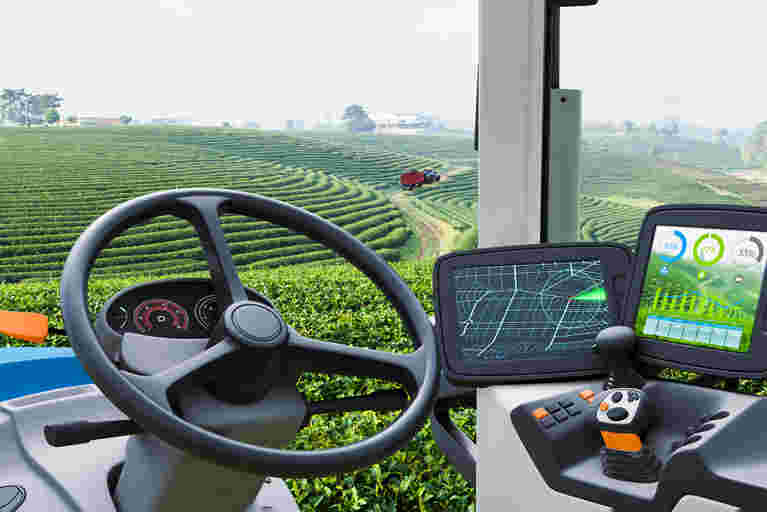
100, 278, 274, 339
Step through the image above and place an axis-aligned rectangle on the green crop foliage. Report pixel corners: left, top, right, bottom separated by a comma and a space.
0, 260, 476, 511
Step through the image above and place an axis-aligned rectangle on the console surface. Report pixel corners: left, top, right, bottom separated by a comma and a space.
479, 379, 752, 512
0, 385, 295, 511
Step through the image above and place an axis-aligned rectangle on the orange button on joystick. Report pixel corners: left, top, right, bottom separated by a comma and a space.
599, 401, 609, 411
532, 408, 549, 420
579, 389, 595, 401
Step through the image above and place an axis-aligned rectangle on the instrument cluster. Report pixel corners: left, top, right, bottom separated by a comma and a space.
104, 279, 271, 338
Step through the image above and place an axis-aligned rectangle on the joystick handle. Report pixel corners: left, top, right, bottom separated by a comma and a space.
596, 388, 660, 482
593, 326, 645, 390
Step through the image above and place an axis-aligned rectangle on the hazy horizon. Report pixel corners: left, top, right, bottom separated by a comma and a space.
3, 1, 478, 129
4, 2, 766, 132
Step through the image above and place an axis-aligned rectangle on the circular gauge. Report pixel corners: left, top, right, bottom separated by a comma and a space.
194, 294, 220, 331
133, 299, 190, 334
734, 236, 764, 266
109, 305, 129, 330
693, 233, 724, 266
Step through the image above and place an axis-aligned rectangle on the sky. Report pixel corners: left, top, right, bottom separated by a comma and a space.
3, 1, 478, 129
561, 1, 767, 130
5, 1, 764, 131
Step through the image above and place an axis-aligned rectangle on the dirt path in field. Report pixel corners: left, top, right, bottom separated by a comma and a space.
391, 192, 456, 259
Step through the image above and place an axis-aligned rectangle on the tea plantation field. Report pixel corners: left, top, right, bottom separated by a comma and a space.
0, 127, 456, 280
3, 124, 758, 282
301, 132, 479, 230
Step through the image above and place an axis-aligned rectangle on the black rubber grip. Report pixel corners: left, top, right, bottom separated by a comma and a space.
44, 420, 143, 447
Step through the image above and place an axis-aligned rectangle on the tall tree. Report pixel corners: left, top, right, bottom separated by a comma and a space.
1, 89, 23, 123
16, 89, 32, 126
45, 109, 60, 124
342, 104, 375, 133
1, 90, 64, 126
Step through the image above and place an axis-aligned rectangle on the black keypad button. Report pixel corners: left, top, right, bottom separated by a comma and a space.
541, 415, 557, 429
628, 391, 640, 402
558, 400, 574, 408
701, 411, 730, 423
606, 407, 629, 421
545, 404, 561, 414
566, 407, 581, 417
611, 391, 623, 403
685, 435, 702, 445
553, 410, 569, 422
695, 423, 715, 433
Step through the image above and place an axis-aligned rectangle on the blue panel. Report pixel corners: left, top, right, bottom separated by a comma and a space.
0, 348, 92, 402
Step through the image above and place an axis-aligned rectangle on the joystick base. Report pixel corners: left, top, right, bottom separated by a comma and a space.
600, 445, 661, 483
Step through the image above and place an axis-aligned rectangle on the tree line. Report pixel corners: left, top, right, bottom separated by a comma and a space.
0, 89, 64, 126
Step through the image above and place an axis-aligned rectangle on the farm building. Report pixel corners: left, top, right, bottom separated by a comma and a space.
370, 112, 443, 134
76, 117, 122, 127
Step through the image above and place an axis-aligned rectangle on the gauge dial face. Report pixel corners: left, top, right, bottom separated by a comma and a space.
194, 294, 219, 331
133, 299, 190, 333
109, 306, 129, 330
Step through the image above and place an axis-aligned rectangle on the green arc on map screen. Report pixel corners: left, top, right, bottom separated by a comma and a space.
636, 225, 767, 353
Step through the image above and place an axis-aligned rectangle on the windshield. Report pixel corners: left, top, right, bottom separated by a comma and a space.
1, 1, 478, 509
1, 1, 478, 282
562, 1, 767, 251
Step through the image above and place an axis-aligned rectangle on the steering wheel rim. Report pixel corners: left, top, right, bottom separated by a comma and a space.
60, 188, 439, 477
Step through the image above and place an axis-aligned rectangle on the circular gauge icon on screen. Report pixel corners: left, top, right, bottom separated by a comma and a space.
659, 230, 687, 263
734, 236, 764, 266
693, 233, 725, 266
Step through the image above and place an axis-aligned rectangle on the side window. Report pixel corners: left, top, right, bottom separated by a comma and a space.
561, 1, 766, 250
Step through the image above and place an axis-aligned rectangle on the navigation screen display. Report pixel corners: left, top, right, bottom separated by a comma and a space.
452, 259, 612, 362
636, 225, 767, 353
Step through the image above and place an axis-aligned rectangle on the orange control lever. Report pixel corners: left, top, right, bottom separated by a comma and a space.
0, 311, 49, 343
600, 431, 642, 452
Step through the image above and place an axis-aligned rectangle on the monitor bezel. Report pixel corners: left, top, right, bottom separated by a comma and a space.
626, 204, 767, 378
434, 243, 632, 386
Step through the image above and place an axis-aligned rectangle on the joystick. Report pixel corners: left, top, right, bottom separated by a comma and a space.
592, 325, 645, 390
593, 326, 659, 482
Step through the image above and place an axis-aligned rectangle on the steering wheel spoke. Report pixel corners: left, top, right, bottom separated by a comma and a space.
176, 195, 248, 308
120, 337, 240, 412
286, 328, 426, 389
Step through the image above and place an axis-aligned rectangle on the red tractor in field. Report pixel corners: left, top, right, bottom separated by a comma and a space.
400, 169, 441, 190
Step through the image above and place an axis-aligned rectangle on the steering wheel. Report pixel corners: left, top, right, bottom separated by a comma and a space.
60, 189, 439, 477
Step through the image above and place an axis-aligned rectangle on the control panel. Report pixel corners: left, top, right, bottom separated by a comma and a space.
511, 379, 766, 511
530, 388, 599, 430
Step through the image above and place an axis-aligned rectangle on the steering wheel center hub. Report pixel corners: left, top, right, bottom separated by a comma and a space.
224, 302, 287, 348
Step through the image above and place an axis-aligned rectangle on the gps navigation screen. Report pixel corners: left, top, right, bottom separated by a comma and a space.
636, 225, 767, 353
452, 259, 612, 362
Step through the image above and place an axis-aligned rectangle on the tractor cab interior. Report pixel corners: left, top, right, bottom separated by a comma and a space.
1, 1, 766, 511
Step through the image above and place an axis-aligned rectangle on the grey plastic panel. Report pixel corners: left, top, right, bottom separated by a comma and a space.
0, 385, 300, 512
546, 89, 582, 243
0, 385, 128, 511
